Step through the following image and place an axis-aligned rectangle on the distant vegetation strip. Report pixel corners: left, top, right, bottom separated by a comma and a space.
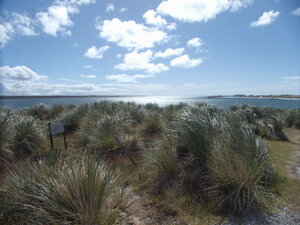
207, 94, 300, 99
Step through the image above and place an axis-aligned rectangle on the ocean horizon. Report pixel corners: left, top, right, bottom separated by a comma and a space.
1, 95, 299, 109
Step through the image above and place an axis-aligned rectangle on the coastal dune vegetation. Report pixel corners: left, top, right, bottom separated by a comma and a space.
0, 101, 299, 224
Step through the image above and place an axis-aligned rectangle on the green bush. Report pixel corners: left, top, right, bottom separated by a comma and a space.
0, 154, 130, 225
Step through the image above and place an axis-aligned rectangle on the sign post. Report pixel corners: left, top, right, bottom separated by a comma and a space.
48, 123, 67, 150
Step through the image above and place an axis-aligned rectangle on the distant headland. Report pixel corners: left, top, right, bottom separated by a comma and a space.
207, 94, 300, 99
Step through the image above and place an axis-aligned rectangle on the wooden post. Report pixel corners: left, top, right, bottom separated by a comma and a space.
114, 136, 137, 167
48, 123, 54, 150
63, 131, 67, 150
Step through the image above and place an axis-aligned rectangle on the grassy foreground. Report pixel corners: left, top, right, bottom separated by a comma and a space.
0, 102, 299, 224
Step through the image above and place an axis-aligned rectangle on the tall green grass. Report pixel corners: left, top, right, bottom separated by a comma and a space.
143, 135, 178, 185
12, 116, 45, 158
0, 153, 130, 225
77, 112, 132, 154
0, 109, 14, 168
142, 103, 281, 214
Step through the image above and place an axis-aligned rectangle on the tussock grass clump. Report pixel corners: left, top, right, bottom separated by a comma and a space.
0, 154, 130, 225
26, 103, 50, 120
285, 109, 300, 128
142, 103, 281, 215
142, 103, 164, 135
143, 135, 178, 185
0, 110, 14, 168
61, 103, 90, 132
11, 116, 45, 158
78, 112, 132, 153
206, 116, 279, 214
172, 103, 227, 162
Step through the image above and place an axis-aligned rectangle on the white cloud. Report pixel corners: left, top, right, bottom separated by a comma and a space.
143, 9, 167, 27
154, 48, 184, 58
83, 65, 93, 68
84, 45, 110, 59
105, 73, 154, 83
10, 12, 37, 36
283, 76, 300, 80
229, 0, 254, 12
0, 12, 37, 47
58, 78, 71, 81
106, 4, 115, 12
166, 23, 177, 30
36, 0, 95, 36
170, 54, 203, 68
120, 8, 128, 13
187, 37, 204, 48
115, 50, 169, 74
97, 18, 168, 49
156, 0, 253, 23
0, 23, 14, 47
0, 65, 47, 81
80, 74, 97, 78
250, 10, 280, 27
291, 8, 300, 16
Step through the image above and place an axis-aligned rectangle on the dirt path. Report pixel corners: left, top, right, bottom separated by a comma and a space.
121, 193, 184, 225
284, 128, 300, 180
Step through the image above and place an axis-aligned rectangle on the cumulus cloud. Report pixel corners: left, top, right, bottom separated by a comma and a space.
0, 12, 37, 47
291, 8, 300, 16
283, 76, 300, 80
36, 0, 95, 36
143, 9, 177, 30
79, 74, 97, 78
105, 73, 154, 83
143, 10, 167, 27
156, 0, 253, 23
97, 18, 168, 49
187, 37, 203, 48
120, 8, 128, 12
106, 4, 115, 12
250, 10, 280, 27
0, 65, 47, 81
154, 48, 184, 58
83, 65, 93, 68
170, 54, 203, 68
0, 23, 14, 47
84, 45, 110, 59
115, 50, 169, 74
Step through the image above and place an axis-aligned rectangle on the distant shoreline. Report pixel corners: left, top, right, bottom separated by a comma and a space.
0, 94, 299, 100
0, 95, 145, 99
207, 94, 300, 100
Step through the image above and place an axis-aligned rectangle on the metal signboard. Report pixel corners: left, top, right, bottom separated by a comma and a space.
50, 123, 64, 135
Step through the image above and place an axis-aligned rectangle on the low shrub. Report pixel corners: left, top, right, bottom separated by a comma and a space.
0, 154, 130, 225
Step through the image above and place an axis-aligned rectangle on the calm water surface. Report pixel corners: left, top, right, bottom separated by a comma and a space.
0, 96, 299, 109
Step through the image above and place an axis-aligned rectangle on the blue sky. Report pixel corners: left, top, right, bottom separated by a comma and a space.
0, 0, 299, 96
